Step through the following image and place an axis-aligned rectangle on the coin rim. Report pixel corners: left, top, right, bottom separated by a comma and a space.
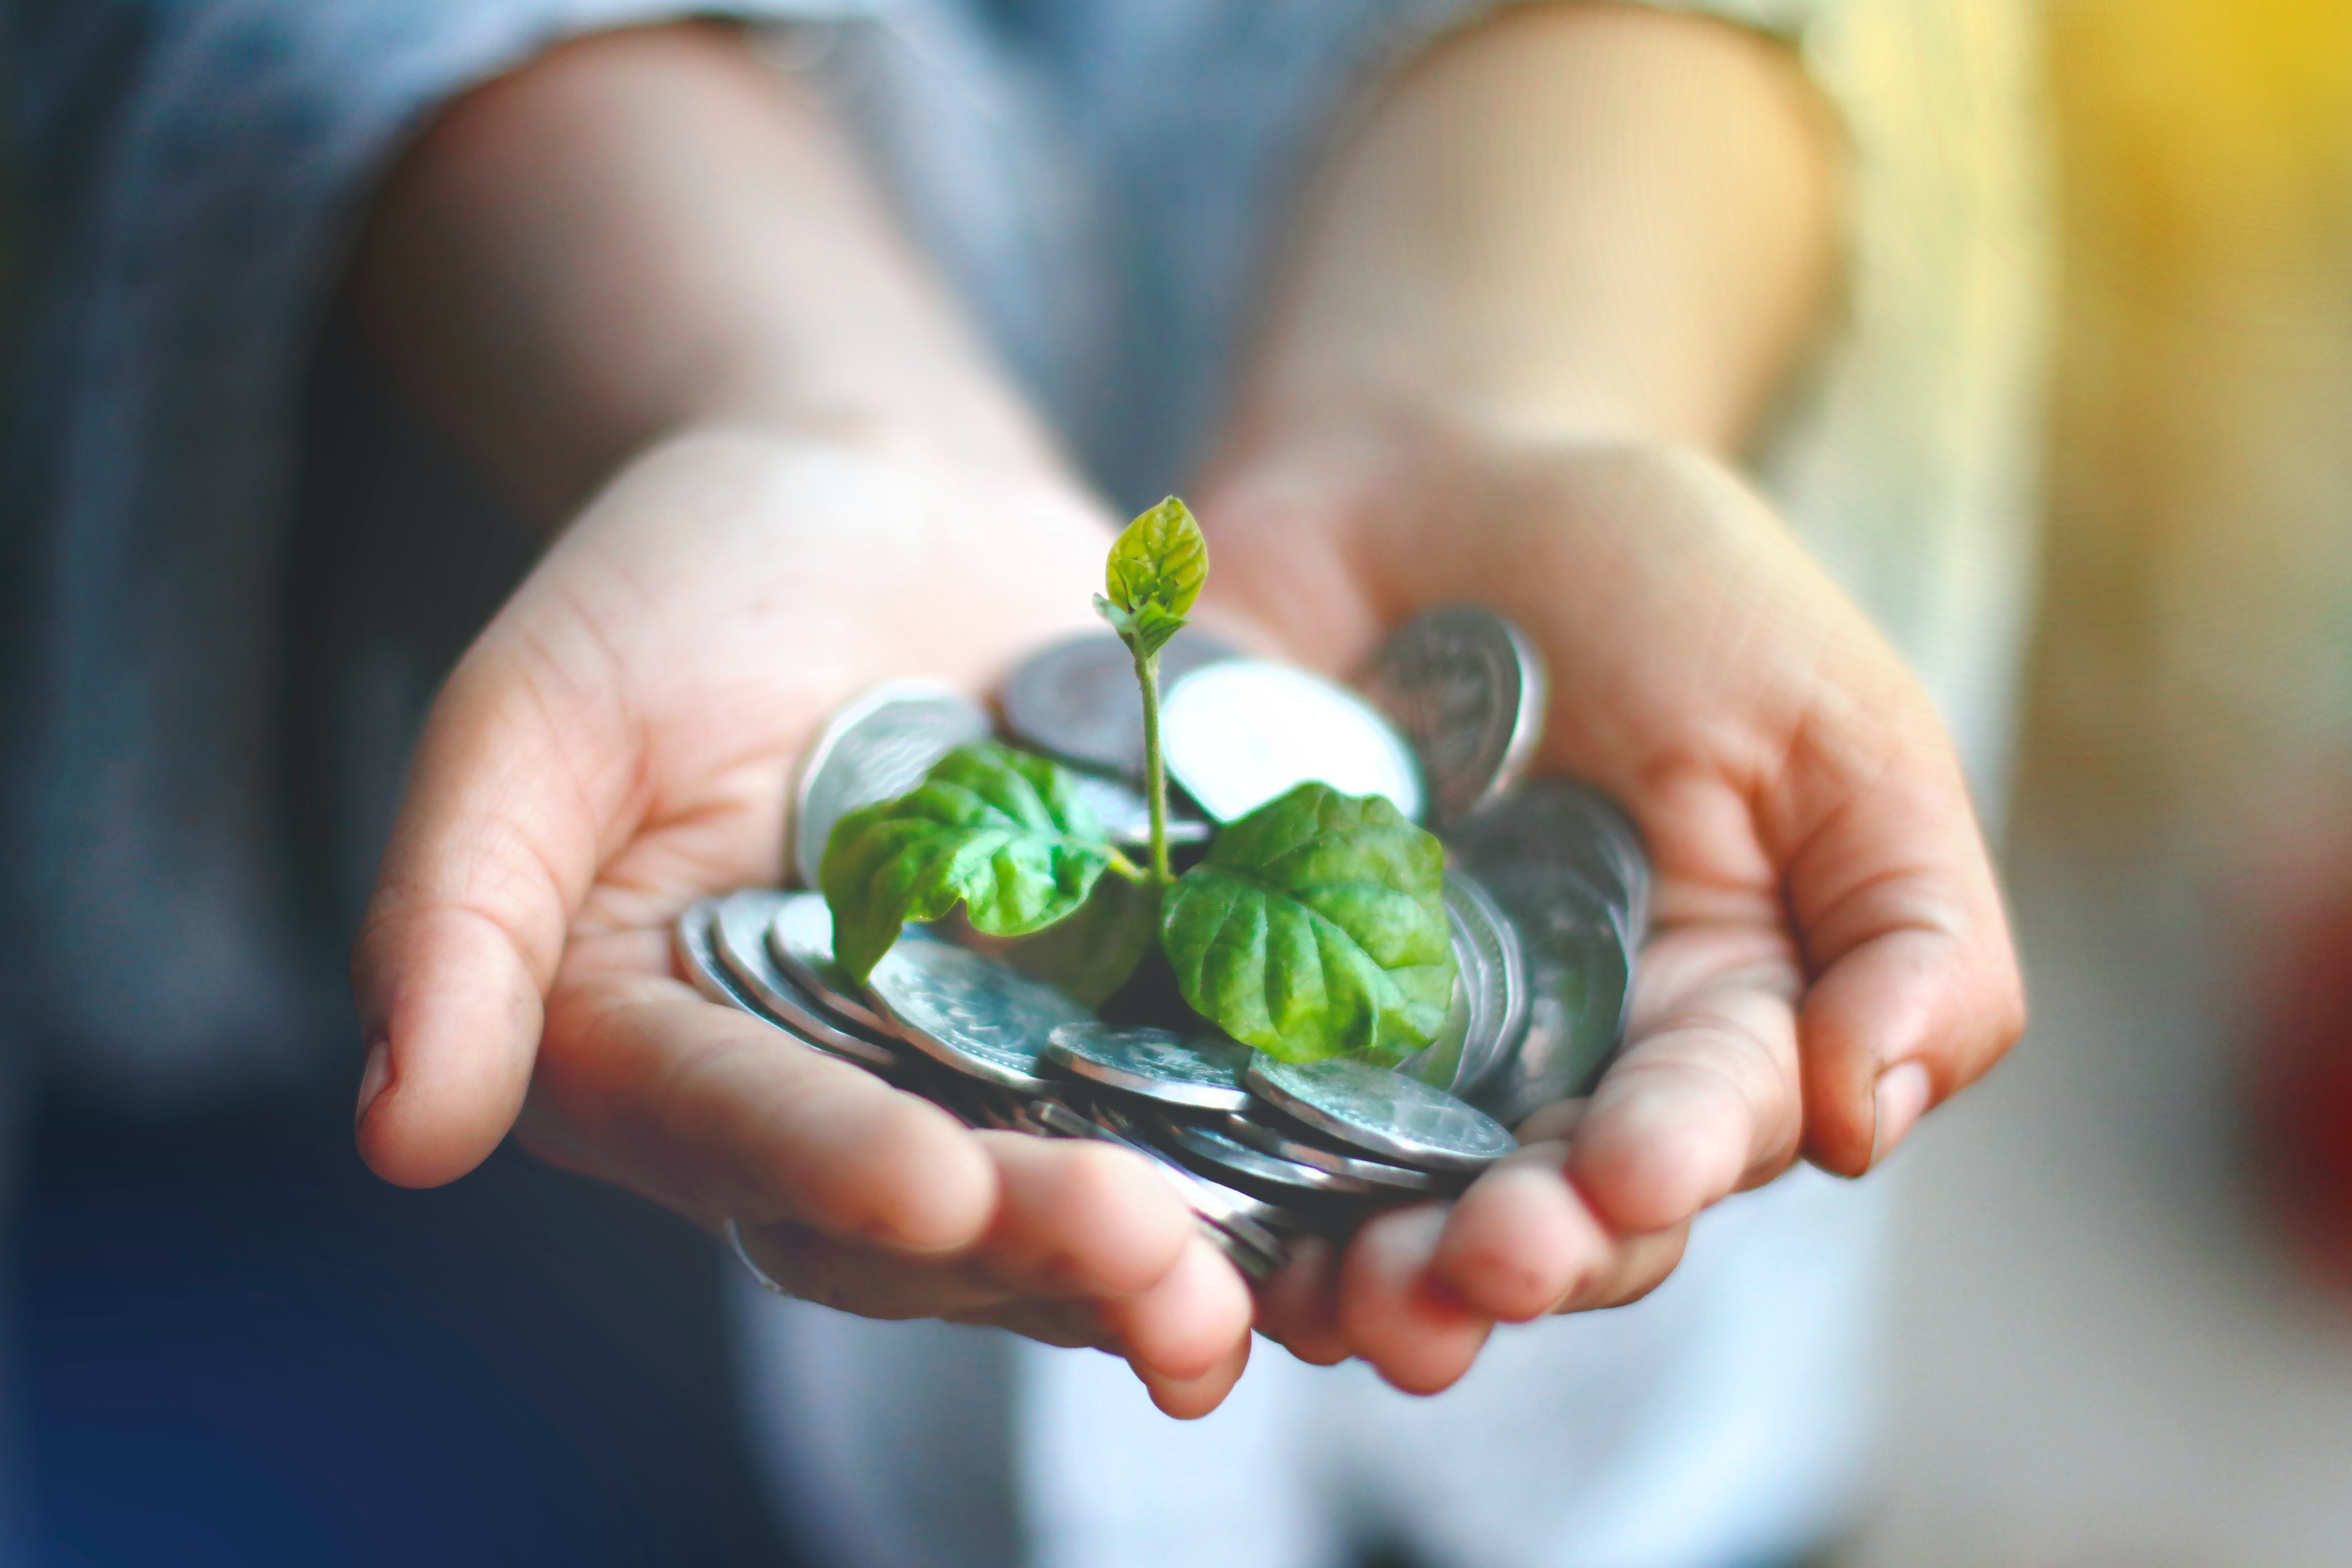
1212, 1112, 1450, 1193
789, 679, 990, 890
864, 931, 1085, 1093
1043, 1022, 1256, 1113
767, 893, 892, 1031
711, 890, 903, 1069
1242, 1054, 1517, 1173
1151, 1112, 1385, 1196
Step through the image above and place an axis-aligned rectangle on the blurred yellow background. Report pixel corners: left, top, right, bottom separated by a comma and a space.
1854, 3, 2352, 1562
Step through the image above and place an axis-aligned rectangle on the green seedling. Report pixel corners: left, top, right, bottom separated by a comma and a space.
820, 497, 1456, 1063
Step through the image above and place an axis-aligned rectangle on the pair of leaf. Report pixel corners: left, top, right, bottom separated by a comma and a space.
820, 744, 1455, 1063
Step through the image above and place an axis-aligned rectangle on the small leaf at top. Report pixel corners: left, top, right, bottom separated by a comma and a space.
820, 742, 1122, 980
1102, 496, 1207, 658
1160, 782, 1456, 1064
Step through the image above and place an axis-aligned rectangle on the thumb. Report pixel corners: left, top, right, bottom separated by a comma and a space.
352, 625, 630, 1187
1770, 674, 2025, 1176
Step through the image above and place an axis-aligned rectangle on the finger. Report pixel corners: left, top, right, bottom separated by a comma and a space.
1428, 1142, 1612, 1321
1566, 922, 1804, 1234
733, 1134, 1194, 1324
528, 968, 998, 1251
1767, 705, 2026, 1174
1098, 1231, 1255, 1388
737, 1219, 1018, 1320
1553, 1222, 1689, 1314
1337, 1205, 1494, 1396
965, 1132, 1195, 1298
352, 628, 628, 1188
946, 1299, 1121, 1352
1254, 1234, 1350, 1365
1133, 1331, 1252, 1421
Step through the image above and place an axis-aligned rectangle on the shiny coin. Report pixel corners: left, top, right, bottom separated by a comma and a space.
1162, 660, 1425, 823
674, 898, 875, 1066
1359, 606, 1548, 828
1446, 781, 1646, 1124
1430, 869, 1524, 1105
791, 681, 991, 890
767, 892, 890, 1032
673, 898, 764, 1014
1147, 1111, 1385, 1196
1453, 777, 1650, 939
1243, 1054, 1516, 1173
1044, 1022, 1254, 1113
710, 890, 902, 1069
1213, 1113, 1452, 1193
1196, 1220, 1285, 1281
999, 630, 1237, 780
865, 930, 1090, 1091
1065, 770, 1211, 850
1403, 871, 1527, 1099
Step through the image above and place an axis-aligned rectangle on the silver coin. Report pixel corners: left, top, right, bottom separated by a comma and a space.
1148, 1112, 1385, 1196
1065, 770, 1211, 849
999, 630, 1237, 780
1213, 1113, 1451, 1193
673, 898, 877, 1067
1440, 870, 1530, 1097
1397, 867, 1537, 1098
1359, 606, 1548, 828
791, 681, 991, 891
865, 930, 1091, 1091
767, 892, 891, 1031
710, 890, 902, 1070
1195, 1219, 1285, 1281
1446, 780, 1646, 1123
1162, 660, 1426, 824
1453, 777, 1650, 940
1243, 1054, 1515, 1173
673, 898, 764, 1014
936, 1076, 1029, 1132
1044, 1022, 1254, 1113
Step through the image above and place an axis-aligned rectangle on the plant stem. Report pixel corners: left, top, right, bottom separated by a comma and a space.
1134, 643, 1172, 884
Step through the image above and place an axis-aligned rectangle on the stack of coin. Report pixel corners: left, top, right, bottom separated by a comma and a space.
679, 608, 1646, 1278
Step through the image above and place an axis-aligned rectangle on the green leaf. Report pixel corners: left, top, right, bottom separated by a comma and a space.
1160, 782, 1456, 1064
1101, 497, 1207, 658
820, 742, 1125, 980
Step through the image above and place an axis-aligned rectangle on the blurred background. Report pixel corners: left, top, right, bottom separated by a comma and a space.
1848, 0, 2352, 1562
14, 0, 2352, 1563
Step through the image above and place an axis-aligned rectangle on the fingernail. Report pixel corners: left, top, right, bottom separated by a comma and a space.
1871, 1061, 1932, 1167
354, 1039, 392, 1131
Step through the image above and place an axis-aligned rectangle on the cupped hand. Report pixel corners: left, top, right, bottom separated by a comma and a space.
1197, 425, 2025, 1393
352, 425, 1253, 1417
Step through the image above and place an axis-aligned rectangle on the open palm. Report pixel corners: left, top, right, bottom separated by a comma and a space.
1196, 432, 2025, 1390
353, 427, 1258, 1416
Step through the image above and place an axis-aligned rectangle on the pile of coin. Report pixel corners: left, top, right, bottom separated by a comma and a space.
675, 607, 1646, 1279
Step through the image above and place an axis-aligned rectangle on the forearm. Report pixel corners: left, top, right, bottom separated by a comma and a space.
352, 22, 1059, 522
1222, 2, 1840, 466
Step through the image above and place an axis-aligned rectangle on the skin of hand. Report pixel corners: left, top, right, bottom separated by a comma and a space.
346, 24, 1252, 1417
1192, 5, 2027, 1391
